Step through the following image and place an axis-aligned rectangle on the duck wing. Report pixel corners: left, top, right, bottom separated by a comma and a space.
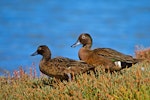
51, 57, 95, 74
50, 57, 95, 81
94, 48, 136, 63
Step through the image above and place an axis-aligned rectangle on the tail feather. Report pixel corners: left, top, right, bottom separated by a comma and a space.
133, 58, 144, 64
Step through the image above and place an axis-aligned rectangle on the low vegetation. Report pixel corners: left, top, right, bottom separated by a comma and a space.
0, 47, 150, 100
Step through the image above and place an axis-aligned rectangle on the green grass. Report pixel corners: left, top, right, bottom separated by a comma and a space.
0, 61, 150, 100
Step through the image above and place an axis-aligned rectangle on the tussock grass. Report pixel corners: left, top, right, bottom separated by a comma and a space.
0, 62, 149, 100
135, 45, 150, 60
0, 48, 150, 100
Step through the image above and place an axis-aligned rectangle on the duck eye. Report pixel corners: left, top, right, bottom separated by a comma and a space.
82, 35, 86, 39
38, 47, 42, 50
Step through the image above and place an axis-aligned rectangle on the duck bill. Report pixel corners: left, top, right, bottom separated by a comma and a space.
71, 40, 81, 48
31, 51, 38, 56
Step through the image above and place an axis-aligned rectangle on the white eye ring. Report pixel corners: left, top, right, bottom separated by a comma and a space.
82, 35, 86, 39
39, 47, 42, 50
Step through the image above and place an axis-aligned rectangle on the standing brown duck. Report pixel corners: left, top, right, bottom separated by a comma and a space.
71, 33, 141, 71
31, 45, 95, 81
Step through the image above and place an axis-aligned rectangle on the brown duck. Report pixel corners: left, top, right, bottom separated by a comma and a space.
31, 45, 95, 81
71, 33, 141, 71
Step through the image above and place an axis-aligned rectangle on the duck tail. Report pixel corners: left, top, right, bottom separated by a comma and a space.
114, 61, 137, 69
133, 58, 144, 64
121, 58, 144, 69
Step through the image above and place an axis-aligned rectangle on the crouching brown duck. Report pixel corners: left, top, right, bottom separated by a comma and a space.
31, 45, 95, 81
71, 33, 142, 71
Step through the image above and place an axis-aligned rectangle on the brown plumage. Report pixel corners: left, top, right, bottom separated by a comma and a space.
31, 45, 95, 81
71, 33, 141, 71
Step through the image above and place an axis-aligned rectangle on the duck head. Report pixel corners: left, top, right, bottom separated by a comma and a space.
71, 33, 92, 48
31, 45, 51, 59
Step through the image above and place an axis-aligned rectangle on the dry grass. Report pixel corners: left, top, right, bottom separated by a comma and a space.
0, 48, 150, 100
135, 45, 150, 60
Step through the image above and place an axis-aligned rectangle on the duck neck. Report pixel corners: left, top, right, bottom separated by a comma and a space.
83, 43, 92, 49
42, 53, 51, 61
79, 47, 90, 61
